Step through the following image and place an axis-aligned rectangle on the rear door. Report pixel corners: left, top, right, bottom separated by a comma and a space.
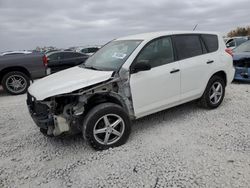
62, 52, 87, 66
57, 52, 87, 72
172, 34, 217, 102
47, 52, 64, 73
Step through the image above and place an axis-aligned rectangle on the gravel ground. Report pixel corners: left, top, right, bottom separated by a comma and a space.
0, 83, 250, 188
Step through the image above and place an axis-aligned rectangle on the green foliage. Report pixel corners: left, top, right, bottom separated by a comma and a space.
227, 26, 250, 37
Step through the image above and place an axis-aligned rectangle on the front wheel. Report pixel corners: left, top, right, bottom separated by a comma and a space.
198, 75, 225, 109
1, 71, 30, 95
83, 103, 131, 150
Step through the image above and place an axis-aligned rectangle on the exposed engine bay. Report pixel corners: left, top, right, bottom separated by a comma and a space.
27, 71, 134, 137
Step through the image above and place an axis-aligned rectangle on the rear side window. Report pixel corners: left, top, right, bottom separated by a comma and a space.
48, 53, 62, 60
201, 34, 218, 52
226, 39, 235, 48
4, 53, 23, 56
173, 35, 203, 60
88, 48, 99, 53
235, 38, 248, 46
81, 48, 88, 53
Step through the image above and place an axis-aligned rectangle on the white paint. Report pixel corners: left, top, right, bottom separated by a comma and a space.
28, 31, 234, 119
28, 66, 113, 100
130, 62, 180, 118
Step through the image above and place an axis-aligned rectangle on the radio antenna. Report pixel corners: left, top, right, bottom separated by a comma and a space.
193, 24, 198, 31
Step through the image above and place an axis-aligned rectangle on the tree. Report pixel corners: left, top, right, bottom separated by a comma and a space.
227, 26, 250, 37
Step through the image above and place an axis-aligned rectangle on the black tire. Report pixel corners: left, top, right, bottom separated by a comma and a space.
1, 71, 30, 95
83, 103, 131, 150
198, 75, 225, 109
40, 128, 54, 138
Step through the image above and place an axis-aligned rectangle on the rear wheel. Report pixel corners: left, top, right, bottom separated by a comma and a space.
83, 103, 131, 150
198, 75, 225, 109
2, 71, 30, 95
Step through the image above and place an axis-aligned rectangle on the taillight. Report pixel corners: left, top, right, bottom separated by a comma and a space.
42, 55, 48, 67
225, 48, 233, 57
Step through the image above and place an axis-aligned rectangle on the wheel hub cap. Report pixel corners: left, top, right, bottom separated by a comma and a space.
6, 75, 27, 93
209, 82, 223, 105
93, 114, 125, 145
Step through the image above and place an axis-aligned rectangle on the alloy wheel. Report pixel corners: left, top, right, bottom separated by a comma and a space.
209, 82, 223, 105
93, 114, 125, 145
5, 75, 27, 94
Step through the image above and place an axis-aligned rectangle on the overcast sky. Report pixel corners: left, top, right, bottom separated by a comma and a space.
0, 0, 249, 51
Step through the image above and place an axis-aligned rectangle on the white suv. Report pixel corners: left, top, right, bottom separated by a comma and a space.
27, 31, 234, 150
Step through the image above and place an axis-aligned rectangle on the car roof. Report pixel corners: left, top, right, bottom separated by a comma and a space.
46, 50, 86, 56
1, 50, 32, 56
116, 31, 220, 41
46, 50, 72, 55
77, 46, 102, 49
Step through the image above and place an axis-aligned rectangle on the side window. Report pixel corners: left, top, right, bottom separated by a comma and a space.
4, 53, 23, 56
63, 52, 76, 59
173, 35, 203, 60
88, 48, 99, 53
81, 48, 89, 53
236, 38, 247, 46
201, 34, 218, 52
135, 37, 174, 68
48, 53, 62, 60
226, 39, 235, 48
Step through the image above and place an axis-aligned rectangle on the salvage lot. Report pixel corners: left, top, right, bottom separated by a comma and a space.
0, 83, 250, 187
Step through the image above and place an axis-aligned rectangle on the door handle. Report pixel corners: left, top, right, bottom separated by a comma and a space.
170, 69, 180, 74
207, 60, 214, 64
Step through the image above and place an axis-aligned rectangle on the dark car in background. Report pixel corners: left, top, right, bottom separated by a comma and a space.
76, 46, 101, 56
0, 52, 47, 95
226, 37, 248, 49
45, 51, 89, 74
233, 40, 250, 82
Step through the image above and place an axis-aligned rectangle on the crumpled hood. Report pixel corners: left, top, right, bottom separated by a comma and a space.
28, 66, 113, 100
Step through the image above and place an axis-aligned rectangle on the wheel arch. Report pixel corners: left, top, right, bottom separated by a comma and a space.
0, 66, 31, 83
200, 70, 227, 98
84, 93, 129, 115
210, 70, 227, 86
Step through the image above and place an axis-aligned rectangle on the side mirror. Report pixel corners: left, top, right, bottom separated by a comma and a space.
132, 61, 151, 73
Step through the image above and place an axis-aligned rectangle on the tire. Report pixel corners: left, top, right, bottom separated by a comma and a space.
83, 103, 131, 150
198, 75, 225, 109
1, 71, 30, 95
40, 128, 53, 137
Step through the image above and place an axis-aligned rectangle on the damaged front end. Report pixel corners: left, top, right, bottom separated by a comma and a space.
27, 93, 84, 136
27, 73, 135, 137
234, 57, 250, 81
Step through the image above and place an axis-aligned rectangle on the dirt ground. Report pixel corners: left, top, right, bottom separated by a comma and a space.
0, 83, 249, 188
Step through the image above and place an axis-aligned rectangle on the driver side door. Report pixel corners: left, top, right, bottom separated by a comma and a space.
129, 36, 181, 118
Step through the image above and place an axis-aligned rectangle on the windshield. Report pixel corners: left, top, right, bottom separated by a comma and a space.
234, 40, 250, 53
82, 40, 142, 71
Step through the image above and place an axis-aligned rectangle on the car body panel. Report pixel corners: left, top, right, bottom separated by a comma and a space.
130, 61, 180, 118
28, 66, 113, 100
226, 37, 248, 50
233, 52, 250, 81
178, 53, 214, 102
124, 32, 234, 118
46, 51, 89, 74
0, 52, 46, 79
27, 31, 235, 138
